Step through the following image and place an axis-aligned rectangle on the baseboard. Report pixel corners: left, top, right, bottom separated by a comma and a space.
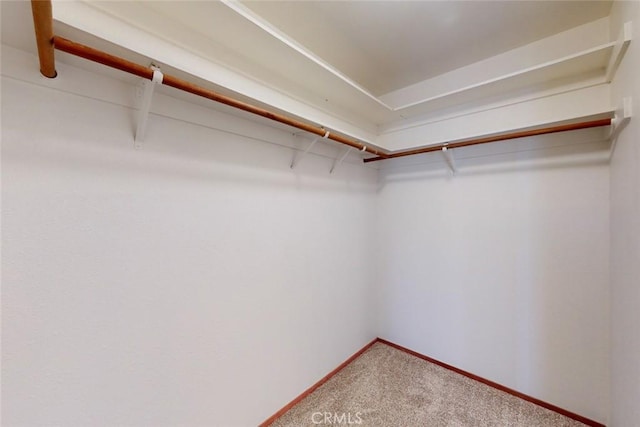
259, 337, 605, 427
377, 338, 606, 427
258, 338, 378, 427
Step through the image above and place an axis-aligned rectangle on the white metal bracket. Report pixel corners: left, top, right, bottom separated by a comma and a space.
134, 66, 163, 148
441, 145, 457, 174
291, 130, 330, 169
606, 21, 632, 83
609, 96, 633, 157
330, 146, 352, 174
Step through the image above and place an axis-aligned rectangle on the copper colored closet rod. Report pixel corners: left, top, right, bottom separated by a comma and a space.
31, 0, 612, 163
363, 118, 612, 163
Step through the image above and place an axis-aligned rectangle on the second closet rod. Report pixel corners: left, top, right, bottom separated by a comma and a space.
363, 118, 612, 163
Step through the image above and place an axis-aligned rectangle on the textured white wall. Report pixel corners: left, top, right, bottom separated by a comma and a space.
1, 12, 627, 425
1, 59, 377, 426
609, 2, 640, 426
375, 145, 611, 423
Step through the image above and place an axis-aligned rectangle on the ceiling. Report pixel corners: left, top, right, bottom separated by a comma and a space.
241, 0, 613, 96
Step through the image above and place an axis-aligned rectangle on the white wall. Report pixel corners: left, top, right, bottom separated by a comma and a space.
375, 140, 611, 423
1, 51, 378, 426
2, 10, 631, 426
609, 2, 640, 426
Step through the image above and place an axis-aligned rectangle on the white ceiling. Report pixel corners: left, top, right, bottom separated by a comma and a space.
242, 0, 613, 96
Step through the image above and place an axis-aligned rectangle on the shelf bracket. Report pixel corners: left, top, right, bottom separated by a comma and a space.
134, 66, 163, 148
609, 97, 633, 157
330, 146, 352, 174
291, 130, 330, 169
441, 145, 457, 174
606, 21, 632, 83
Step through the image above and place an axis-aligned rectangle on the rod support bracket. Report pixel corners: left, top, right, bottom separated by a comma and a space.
330, 146, 353, 174
290, 128, 331, 169
134, 65, 164, 148
609, 97, 633, 157
441, 144, 457, 174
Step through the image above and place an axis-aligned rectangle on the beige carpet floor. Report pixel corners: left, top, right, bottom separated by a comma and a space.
270, 342, 590, 427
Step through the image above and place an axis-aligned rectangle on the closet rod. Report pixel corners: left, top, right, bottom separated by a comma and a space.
31, 0, 56, 78
47, 34, 388, 157
363, 118, 612, 163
